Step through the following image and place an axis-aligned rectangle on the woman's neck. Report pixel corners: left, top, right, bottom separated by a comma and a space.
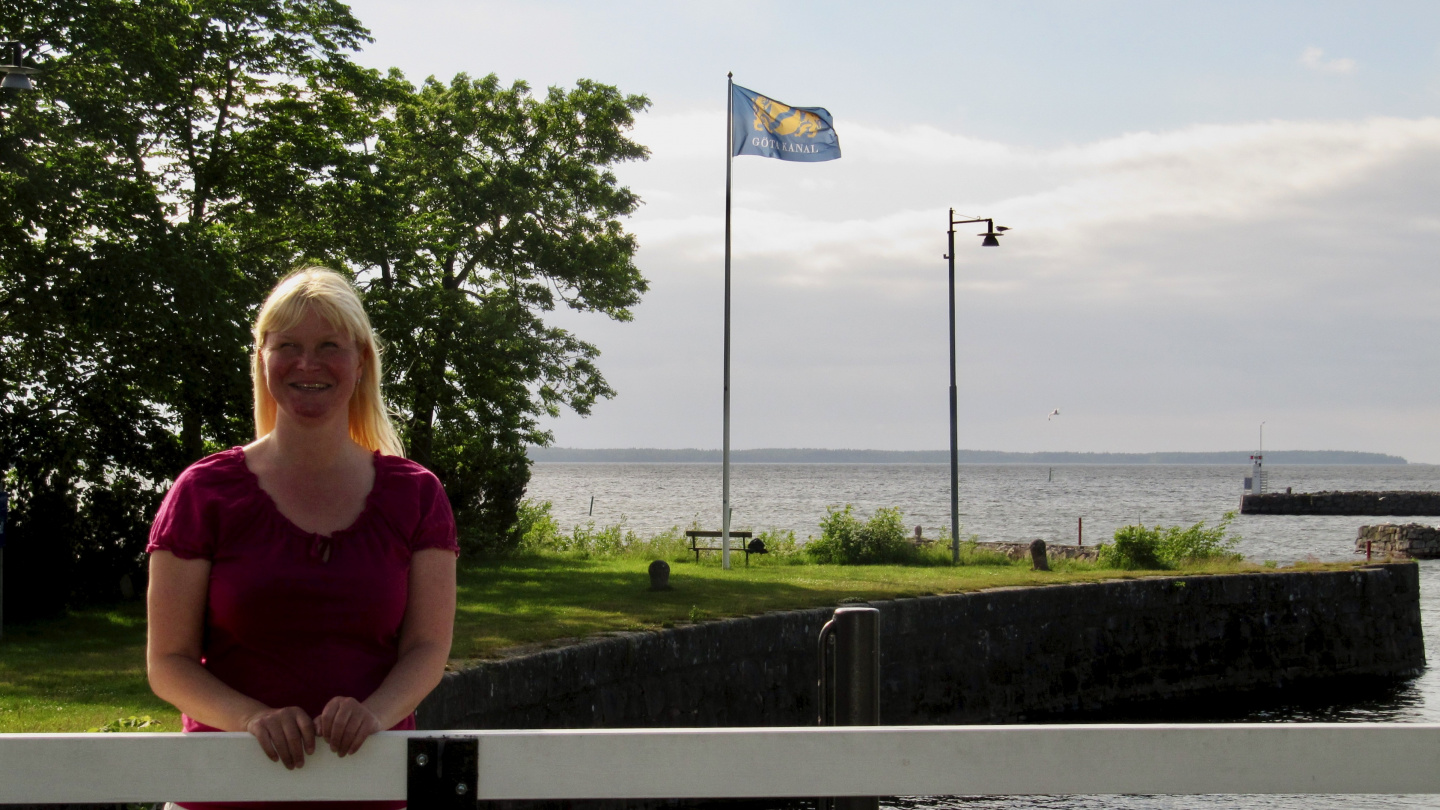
255, 417, 364, 471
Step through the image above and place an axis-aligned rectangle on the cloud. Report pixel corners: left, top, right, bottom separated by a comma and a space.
1300, 46, 1358, 75
567, 111, 1440, 459
623, 113, 1440, 288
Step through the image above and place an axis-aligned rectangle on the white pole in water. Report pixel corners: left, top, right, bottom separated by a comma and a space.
721, 72, 734, 570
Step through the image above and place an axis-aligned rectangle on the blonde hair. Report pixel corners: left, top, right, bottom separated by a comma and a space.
251, 267, 405, 456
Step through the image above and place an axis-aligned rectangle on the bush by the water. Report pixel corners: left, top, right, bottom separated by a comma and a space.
1097, 512, 1242, 570
515, 499, 801, 563
517, 499, 1003, 568
806, 505, 921, 565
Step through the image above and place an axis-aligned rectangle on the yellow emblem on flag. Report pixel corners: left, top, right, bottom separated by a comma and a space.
751, 96, 826, 138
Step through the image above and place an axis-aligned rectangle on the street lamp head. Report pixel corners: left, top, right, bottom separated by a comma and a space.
1, 72, 35, 91
980, 233, 1000, 247
0, 42, 38, 92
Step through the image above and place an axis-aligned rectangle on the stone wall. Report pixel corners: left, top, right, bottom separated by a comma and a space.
419, 563, 1425, 730
1243, 490, 1440, 515
972, 540, 1099, 562
1358, 524, 1440, 559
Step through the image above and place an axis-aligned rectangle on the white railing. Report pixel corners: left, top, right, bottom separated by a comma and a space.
3, 724, 1440, 803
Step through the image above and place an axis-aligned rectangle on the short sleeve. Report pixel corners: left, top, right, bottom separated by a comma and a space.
146, 459, 228, 561
412, 472, 459, 555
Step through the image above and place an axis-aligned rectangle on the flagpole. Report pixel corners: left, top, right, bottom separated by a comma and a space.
722, 72, 734, 571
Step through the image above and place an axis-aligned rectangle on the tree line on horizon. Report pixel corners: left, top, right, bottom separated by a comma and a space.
0, 0, 649, 619
525, 448, 1408, 465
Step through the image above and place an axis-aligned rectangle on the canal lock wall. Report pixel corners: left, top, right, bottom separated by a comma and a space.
1358, 524, 1440, 559
419, 563, 1425, 731
0, 565, 1424, 810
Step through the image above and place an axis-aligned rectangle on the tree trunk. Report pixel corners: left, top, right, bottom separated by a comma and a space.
408, 406, 435, 470
181, 409, 204, 464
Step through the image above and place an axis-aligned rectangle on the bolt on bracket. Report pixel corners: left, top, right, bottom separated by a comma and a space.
407, 736, 478, 809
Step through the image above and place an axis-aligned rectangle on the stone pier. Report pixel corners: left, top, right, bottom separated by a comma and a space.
1243, 490, 1440, 515
1357, 523, 1440, 559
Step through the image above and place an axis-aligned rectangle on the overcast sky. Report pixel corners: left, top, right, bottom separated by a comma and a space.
345, 1, 1440, 462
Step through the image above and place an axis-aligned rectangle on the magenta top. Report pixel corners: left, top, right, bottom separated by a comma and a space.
147, 447, 458, 810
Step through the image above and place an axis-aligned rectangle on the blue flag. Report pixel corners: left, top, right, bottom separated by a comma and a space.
731, 84, 841, 162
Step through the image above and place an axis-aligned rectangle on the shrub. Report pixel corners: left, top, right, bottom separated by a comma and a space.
516, 499, 564, 552
516, 503, 694, 561
515, 499, 634, 556
1097, 512, 1242, 570
622, 525, 692, 562
806, 505, 917, 565
1098, 524, 1167, 570
752, 529, 804, 564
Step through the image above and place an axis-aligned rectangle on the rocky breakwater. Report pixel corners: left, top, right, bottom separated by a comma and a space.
1242, 490, 1440, 516
972, 539, 1099, 562
1358, 524, 1440, 559
417, 563, 1424, 731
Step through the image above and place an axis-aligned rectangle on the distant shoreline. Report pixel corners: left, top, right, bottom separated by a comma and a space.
526, 447, 1407, 465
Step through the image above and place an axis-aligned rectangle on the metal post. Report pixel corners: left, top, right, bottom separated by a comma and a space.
722, 72, 734, 571
947, 213, 959, 563
818, 606, 880, 810
944, 211, 1006, 562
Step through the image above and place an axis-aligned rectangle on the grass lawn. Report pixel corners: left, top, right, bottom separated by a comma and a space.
1, 555, 1349, 733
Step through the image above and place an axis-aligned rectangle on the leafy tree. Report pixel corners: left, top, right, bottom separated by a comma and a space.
0, 1, 651, 620
0, 0, 381, 617
343, 73, 649, 554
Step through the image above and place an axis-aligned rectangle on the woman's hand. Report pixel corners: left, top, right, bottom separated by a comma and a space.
242, 706, 317, 770
316, 695, 383, 757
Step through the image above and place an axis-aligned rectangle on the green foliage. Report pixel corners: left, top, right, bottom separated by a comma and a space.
806, 505, 920, 565
88, 715, 157, 733
516, 499, 565, 551
1, 1, 652, 601
1, 0, 382, 616
754, 529, 804, 563
1097, 512, 1243, 570
350, 72, 650, 555
514, 501, 803, 565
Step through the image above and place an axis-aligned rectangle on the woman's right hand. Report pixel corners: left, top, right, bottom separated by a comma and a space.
242, 706, 317, 770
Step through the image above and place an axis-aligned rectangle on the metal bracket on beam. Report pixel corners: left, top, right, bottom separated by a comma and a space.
407, 736, 478, 809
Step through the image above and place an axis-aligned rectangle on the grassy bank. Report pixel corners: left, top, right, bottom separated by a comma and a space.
0, 552, 1352, 734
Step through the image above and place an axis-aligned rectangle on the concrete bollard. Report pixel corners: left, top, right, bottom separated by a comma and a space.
1030, 538, 1049, 571
647, 560, 671, 591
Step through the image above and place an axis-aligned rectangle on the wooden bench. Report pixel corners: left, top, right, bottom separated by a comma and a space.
685, 530, 763, 564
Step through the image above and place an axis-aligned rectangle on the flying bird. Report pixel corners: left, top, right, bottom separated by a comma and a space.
1048, 409, 1060, 421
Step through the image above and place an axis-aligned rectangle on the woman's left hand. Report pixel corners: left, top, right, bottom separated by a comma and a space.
315, 696, 382, 756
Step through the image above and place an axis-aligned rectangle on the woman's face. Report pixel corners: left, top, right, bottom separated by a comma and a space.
262, 307, 364, 428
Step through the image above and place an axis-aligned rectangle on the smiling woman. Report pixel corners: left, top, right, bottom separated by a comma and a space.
144, 267, 459, 810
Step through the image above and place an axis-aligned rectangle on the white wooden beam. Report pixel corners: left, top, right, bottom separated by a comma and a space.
3, 724, 1439, 803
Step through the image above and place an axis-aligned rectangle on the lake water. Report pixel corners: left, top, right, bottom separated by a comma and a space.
528, 463, 1439, 808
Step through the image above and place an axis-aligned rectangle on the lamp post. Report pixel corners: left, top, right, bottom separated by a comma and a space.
0, 42, 38, 91
945, 209, 1008, 563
